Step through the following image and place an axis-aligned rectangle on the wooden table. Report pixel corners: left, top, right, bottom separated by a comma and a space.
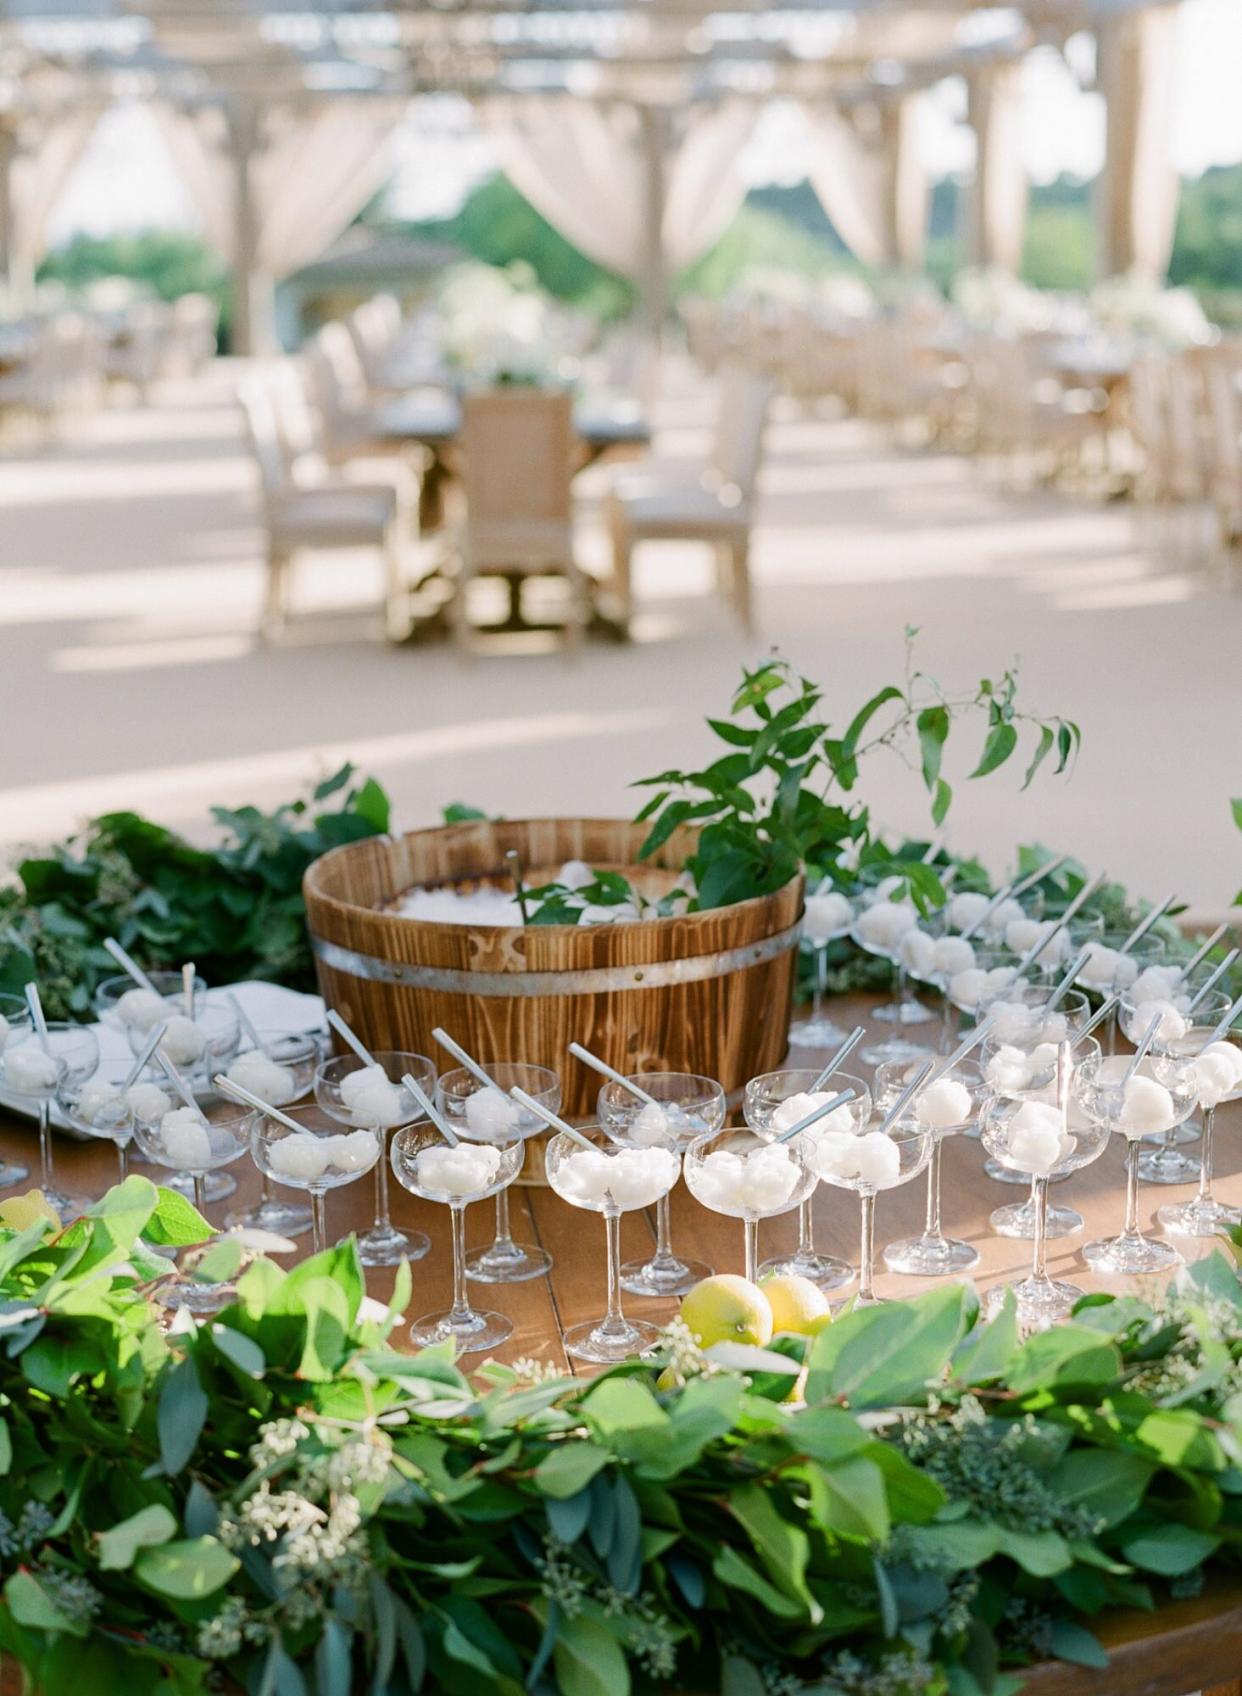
7, 989, 1242, 1694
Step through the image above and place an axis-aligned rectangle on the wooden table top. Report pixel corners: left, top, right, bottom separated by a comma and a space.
7, 988, 1242, 1695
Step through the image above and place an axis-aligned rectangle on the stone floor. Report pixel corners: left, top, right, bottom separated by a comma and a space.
2, 360, 1238, 910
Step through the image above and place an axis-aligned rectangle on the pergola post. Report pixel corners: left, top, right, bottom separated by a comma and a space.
878, 96, 929, 270
636, 102, 669, 352
0, 121, 18, 296
1095, 4, 1180, 282
964, 61, 1028, 274
225, 95, 275, 356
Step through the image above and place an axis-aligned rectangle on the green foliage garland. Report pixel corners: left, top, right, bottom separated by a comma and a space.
1, 1180, 1241, 1695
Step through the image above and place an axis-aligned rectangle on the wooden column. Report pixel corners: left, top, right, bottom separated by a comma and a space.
1095, 4, 1180, 281
964, 61, 1029, 275
878, 96, 929, 271
636, 102, 669, 354
225, 96, 275, 356
0, 122, 17, 296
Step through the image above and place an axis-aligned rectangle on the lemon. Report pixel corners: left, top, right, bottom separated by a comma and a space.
759, 1273, 832, 1337
0, 1191, 60, 1233
680, 1274, 773, 1349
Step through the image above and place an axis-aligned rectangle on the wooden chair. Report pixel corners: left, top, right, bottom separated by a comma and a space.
454, 387, 586, 651
1205, 349, 1242, 568
606, 366, 771, 632
237, 377, 405, 641
302, 323, 403, 465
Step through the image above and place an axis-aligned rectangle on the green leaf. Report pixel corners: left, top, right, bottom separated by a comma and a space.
916, 706, 948, 791
1121, 1522, 1220, 1576
1047, 1619, 1110, 1669
1005, 1326, 1121, 1395
808, 1284, 977, 1407
951, 1289, 1019, 1385
1046, 1449, 1155, 1530
931, 778, 952, 827
552, 1613, 630, 1696
1022, 724, 1056, 790
315, 1619, 353, 1696
1005, 1529, 1072, 1576
1232, 797, 1242, 834
158, 1356, 207, 1476
351, 776, 391, 834
5, 1570, 87, 1637
815, 1454, 890, 1543
143, 1186, 212, 1248
581, 1377, 669, 1449
97, 1503, 179, 1571
133, 1535, 239, 1600
970, 721, 1018, 779
728, 1483, 820, 1620
190, 1236, 243, 1285
534, 1442, 609, 1500
711, 1546, 805, 1619
211, 1323, 265, 1378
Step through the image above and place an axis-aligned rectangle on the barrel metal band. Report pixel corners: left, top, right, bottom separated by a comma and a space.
312, 921, 801, 996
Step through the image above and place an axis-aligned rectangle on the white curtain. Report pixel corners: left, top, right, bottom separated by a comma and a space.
804, 98, 929, 270
1096, 5, 1180, 280
483, 98, 754, 280
965, 63, 1029, 274
5, 110, 101, 280
149, 106, 232, 255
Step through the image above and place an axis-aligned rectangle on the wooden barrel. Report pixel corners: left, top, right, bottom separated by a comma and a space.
303, 818, 803, 1124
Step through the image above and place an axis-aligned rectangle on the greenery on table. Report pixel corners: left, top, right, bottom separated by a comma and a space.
2, 1180, 1242, 1696
0, 766, 390, 1021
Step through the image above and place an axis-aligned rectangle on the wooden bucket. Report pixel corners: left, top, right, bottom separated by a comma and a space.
302, 818, 803, 1131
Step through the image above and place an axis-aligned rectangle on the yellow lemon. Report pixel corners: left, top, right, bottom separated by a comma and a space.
0, 1190, 60, 1233
680, 1274, 773, 1349
759, 1273, 832, 1337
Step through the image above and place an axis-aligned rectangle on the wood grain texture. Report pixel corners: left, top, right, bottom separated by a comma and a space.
303, 818, 803, 1119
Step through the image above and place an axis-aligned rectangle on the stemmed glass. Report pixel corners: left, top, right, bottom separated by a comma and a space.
128, 1002, 240, 1089
1074, 932, 1166, 1056
790, 885, 856, 1049
315, 1052, 435, 1267
96, 970, 208, 1033
250, 1103, 381, 1256
0, 995, 31, 1188
743, 1068, 869, 1288
683, 1127, 815, 1284
437, 1064, 560, 1284
1121, 987, 1230, 1185
595, 1071, 726, 1297
851, 886, 935, 1066
1155, 1024, 1242, 1239
0, 1022, 97, 1219
983, 1019, 1099, 1240
391, 1123, 525, 1351
901, 918, 976, 1052
546, 1126, 683, 1362
59, 1066, 135, 1184
980, 1087, 1110, 1324
223, 1030, 320, 1235
130, 1102, 250, 1311
803, 1111, 932, 1306
877, 1059, 986, 1276
1074, 1048, 1197, 1274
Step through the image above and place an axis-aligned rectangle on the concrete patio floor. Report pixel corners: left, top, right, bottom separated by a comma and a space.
3, 360, 1238, 910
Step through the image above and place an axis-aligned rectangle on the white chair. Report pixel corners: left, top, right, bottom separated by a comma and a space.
453, 387, 587, 651
106, 301, 172, 400
606, 367, 772, 632
302, 322, 402, 465
237, 377, 405, 641
165, 294, 218, 374
345, 295, 405, 393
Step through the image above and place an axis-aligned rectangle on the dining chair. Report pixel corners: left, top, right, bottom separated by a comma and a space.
454, 386, 586, 651
237, 376, 406, 642
1204, 349, 1242, 569
605, 366, 772, 632
303, 323, 401, 465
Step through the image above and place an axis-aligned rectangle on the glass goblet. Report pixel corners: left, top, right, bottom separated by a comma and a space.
598, 1071, 726, 1297
1121, 986, 1230, 1184
1156, 1024, 1242, 1238
983, 1027, 1099, 1240
877, 1059, 986, 1276
852, 885, 936, 1067
790, 885, 856, 1049
546, 1127, 682, 1363
251, 1104, 381, 1256
979, 1092, 1110, 1325
1, 1022, 97, 1218
743, 1067, 869, 1288
95, 970, 208, 1033
59, 1067, 135, 1186
902, 916, 976, 1052
803, 1113, 932, 1306
683, 1126, 816, 1284
0, 995, 32, 1188
1074, 932, 1166, 1057
1074, 1049, 1196, 1275
222, 1031, 320, 1236
437, 1063, 560, 1284
131, 1103, 250, 1312
129, 1001, 240, 1090
315, 1052, 435, 1267
391, 1125, 525, 1352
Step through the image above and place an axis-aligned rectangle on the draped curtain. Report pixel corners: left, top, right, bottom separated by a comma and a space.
482, 97, 755, 280
803, 98, 929, 271
964, 63, 1029, 274
3, 110, 102, 284
1096, 4, 1180, 281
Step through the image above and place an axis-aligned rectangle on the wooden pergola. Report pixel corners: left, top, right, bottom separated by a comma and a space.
0, 0, 1184, 351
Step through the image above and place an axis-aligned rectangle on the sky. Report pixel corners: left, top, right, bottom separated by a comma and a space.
48, 0, 1242, 244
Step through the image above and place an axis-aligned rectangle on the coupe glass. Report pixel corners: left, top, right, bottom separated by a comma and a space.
1120, 986, 1230, 1185
803, 1112, 932, 1306
683, 1126, 816, 1284
1074, 932, 1166, 1057
131, 1103, 250, 1312
877, 1059, 985, 1275
437, 1063, 560, 1284
58, 1066, 135, 1185
789, 885, 856, 1049
851, 884, 935, 1066
0, 995, 31, 1188
546, 1126, 681, 1362
983, 1025, 1099, 1240
222, 1030, 320, 1236
1074, 1049, 1197, 1274
315, 1051, 435, 1267
900, 915, 975, 1052
1154, 1023, 1242, 1238
391, 1124, 524, 1351
127, 1001, 240, 1087
95, 970, 208, 1031
0, 1022, 97, 1218
251, 1103, 381, 1255
593, 1071, 726, 1297
980, 1091, 1110, 1324
743, 1067, 869, 1288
